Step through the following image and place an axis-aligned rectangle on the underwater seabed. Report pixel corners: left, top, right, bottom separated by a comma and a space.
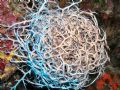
0, 0, 120, 90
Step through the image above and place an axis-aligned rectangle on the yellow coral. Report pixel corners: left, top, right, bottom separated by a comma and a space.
0, 50, 15, 62
0, 50, 17, 79
0, 65, 16, 79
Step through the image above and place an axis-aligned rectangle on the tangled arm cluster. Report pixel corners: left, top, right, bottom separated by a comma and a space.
6, 0, 110, 89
